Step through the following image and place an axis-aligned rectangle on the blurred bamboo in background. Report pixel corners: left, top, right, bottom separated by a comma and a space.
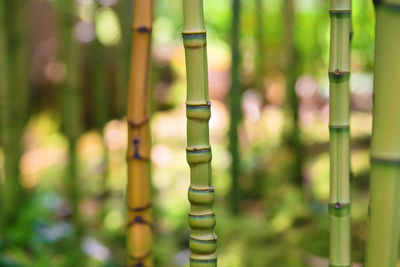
229, 0, 242, 215
0, 0, 29, 226
126, 0, 154, 266
282, 0, 302, 184
55, 0, 83, 228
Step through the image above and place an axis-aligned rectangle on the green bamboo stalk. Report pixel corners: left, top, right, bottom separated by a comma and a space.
182, 1, 217, 265
254, 0, 265, 94
8, 0, 29, 134
55, 0, 83, 225
0, 0, 28, 225
328, 1, 352, 266
0, 0, 11, 226
126, 0, 153, 265
92, 43, 108, 131
365, 1, 400, 266
116, 0, 133, 117
282, 0, 302, 184
92, 6, 110, 195
229, 0, 241, 215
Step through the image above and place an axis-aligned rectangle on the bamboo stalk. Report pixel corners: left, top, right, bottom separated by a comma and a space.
229, 0, 241, 215
182, 0, 217, 265
282, 0, 302, 184
0, 0, 12, 225
254, 0, 265, 95
365, 1, 400, 266
328, 1, 352, 266
91, 6, 109, 195
0, 0, 28, 224
55, 0, 83, 227
126, 0, 153, 266
116, 0, 133, 117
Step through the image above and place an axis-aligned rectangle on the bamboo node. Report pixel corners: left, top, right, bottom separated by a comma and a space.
127, 216, 153, 229
328, 202, 350, 217
128, 250, 153, 264
329, 71, 350, 81
374, 0, 400, 11
370, 156, 400, 165
127, 203, 152, 212
135, 26, 153, 33
127, 118, 150, 129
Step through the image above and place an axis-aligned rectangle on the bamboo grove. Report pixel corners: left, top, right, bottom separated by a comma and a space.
328, 1, 352, 266
126, 0, 154, 266
2, 0, 400, 266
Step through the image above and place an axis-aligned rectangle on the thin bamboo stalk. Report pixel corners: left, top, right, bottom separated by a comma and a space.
365, 1, 400, 266
254, 0, 265, 95
0, 0, 28, 224
328, 1, 352, 266
0, 0, 11, 225
229, 0, 241, 215
282, 0, 302, 184
126, 0, 153, 266
91, 10, 109, 196
182, 0, 217, 265
55, 0, 83, 226
116, 0, 133, 117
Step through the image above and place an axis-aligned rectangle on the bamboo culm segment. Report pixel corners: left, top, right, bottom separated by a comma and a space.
365, 1, 400, 266
126, 0, 153, 266
183, 0, 217, 265
328, 1, 351, 266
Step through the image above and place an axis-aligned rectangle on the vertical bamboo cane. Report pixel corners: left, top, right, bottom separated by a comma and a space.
0, 0, 28, 224
126, 0, 153, 266
254, 0, 265, 95
328, 1, 352, 267
55, 0, 83, 230
282, 0, 302, 184
182, 0, 217, 266
0, 0, 10, 226
365, 1, 400, 266
116, 0, 133, 117
229, 0, 241, 215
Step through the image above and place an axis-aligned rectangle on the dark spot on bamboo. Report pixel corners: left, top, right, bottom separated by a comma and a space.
333, 69, 343, 78
132, 138, 141, 158
128, 216, 154, 229
209, 186, 214, 192
137, 26, 151, 33
134, 216, 146, 223
334, 202, 342, 209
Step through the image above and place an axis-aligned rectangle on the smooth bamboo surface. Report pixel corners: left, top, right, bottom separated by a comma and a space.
126, 0, 153, 266
328, 1, 352, 266
183, 0, 217, 266
366, 1, 400, 266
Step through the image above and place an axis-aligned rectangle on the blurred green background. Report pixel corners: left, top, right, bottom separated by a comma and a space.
0, 0, 375, 266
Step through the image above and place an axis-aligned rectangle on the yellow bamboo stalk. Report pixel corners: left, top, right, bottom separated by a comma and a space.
126, 0, 153, 266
